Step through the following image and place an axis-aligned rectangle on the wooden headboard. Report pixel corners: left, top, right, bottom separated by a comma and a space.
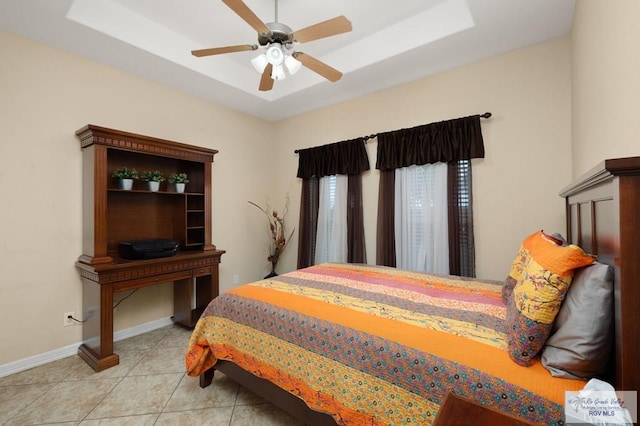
559, 156, 640, 392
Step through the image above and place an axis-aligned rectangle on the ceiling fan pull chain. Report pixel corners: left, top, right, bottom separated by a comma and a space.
274, 0, 279, 23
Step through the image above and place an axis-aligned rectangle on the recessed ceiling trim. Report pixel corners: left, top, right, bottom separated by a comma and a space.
0, 0, 576, 120
66, 0, 262, 96
330, 0, 474, 73
65, 0, 473, 102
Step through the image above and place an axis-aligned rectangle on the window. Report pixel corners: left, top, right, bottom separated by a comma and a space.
315, 175, 348, 264
296, 138, 369, 269
394, 163, 449, 274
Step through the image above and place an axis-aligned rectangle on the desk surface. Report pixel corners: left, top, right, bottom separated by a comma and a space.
76, 249, 225, 285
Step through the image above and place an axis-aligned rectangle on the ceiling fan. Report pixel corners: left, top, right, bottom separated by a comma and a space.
191, 0, 352, 91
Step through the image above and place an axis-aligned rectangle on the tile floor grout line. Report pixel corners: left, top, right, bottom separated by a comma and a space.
228, 378, 243, 426
157, 371, 187, 418
79, 327, 180, 424
3, 385, 51, 425
78, 340, 154, 424
59, 359, 87, 385
77, 375, 127, 424
1, 325, 300, 425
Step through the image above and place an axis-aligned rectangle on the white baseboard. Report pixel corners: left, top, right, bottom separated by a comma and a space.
0, 317, 175, 378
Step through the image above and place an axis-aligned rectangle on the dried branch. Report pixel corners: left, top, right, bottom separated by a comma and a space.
249, 196, 295, 273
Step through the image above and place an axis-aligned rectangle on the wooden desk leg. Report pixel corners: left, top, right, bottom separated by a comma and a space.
77, 279, 119, 371
174, 264, 219, 328
209, 264, 219, 300
173, 277, 193, 328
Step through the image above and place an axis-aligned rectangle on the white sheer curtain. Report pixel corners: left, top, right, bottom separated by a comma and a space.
394, 163, 449, 274
314, 174, 348, 264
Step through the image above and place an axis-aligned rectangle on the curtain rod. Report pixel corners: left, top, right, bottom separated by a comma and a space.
294, 112, 492, 153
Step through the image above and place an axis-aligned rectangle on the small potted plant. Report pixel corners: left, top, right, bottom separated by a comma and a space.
168, 172, 189, 193
112, 167, 138, 190
140, 170, 165, 192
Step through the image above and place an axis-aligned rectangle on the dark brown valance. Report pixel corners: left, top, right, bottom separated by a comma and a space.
375, 115, 485, 171
297, 138, 370, 179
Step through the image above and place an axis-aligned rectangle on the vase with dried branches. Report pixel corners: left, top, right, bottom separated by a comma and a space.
249, 197, 295, 278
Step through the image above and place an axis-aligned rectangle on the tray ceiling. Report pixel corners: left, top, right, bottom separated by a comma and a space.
0, 0, 575, 121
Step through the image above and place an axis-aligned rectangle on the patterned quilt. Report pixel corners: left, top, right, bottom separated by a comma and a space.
186, 263, 584, 425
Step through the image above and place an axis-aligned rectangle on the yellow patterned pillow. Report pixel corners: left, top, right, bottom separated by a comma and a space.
506, 231, 595, 366
502, 233, 569, 305
502, 245, 529, 304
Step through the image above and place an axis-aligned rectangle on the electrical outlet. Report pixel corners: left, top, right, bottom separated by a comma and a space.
233, 274, 239, 285
64, 311, 75, 327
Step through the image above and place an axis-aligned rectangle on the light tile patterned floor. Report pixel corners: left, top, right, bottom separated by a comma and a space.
0, 325, 302, 425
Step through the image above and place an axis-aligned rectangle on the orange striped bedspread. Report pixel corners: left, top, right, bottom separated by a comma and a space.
185, 263, 584, 425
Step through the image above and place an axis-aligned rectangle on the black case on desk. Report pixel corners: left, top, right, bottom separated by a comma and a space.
118, 239, 179, 260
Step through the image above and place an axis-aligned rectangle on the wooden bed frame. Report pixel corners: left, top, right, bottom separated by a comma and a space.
200, 156, 640, 424
559, 156, 640, 392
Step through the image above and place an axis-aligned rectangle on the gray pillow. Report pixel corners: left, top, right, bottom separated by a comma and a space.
541, 262, 613, 379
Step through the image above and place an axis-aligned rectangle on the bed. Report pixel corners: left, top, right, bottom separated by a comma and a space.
185, 156, 640, 425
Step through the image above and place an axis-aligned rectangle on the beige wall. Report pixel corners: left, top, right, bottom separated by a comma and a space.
0, 31, 276, 366
571, 0, 640, 176
274, 37, 573, 281
4, 0, 638, 376
0, 31, 574, 368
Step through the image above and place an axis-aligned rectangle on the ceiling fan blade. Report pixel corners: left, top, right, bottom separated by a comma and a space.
222, 0, 271, 35
294, 52, 343, 82
293, 16, 352, 43
259, 64, 274, 91
191, 44, 257, 57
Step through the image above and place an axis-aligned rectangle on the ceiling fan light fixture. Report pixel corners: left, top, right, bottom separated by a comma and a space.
284, 54, 302, 75
271, 64, 286, 80
265, 44, 284, 65
250, 53, 268, 73
192, 0, 352, 91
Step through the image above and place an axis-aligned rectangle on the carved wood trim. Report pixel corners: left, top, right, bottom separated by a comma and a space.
76, 251, 224, 284
76, 125, 218, 163
559, 156, 640, 197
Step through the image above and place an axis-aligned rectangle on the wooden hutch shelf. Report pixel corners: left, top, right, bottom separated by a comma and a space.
75, 125, 225, 372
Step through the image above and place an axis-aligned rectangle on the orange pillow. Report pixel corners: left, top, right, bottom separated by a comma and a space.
502, 233, 567, 305
506, 231, 595, 366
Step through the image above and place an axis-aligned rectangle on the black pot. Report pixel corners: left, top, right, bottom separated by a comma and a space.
264, 270, 278, 279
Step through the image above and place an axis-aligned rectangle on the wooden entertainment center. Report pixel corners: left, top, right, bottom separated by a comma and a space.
75, 125, 224, 371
